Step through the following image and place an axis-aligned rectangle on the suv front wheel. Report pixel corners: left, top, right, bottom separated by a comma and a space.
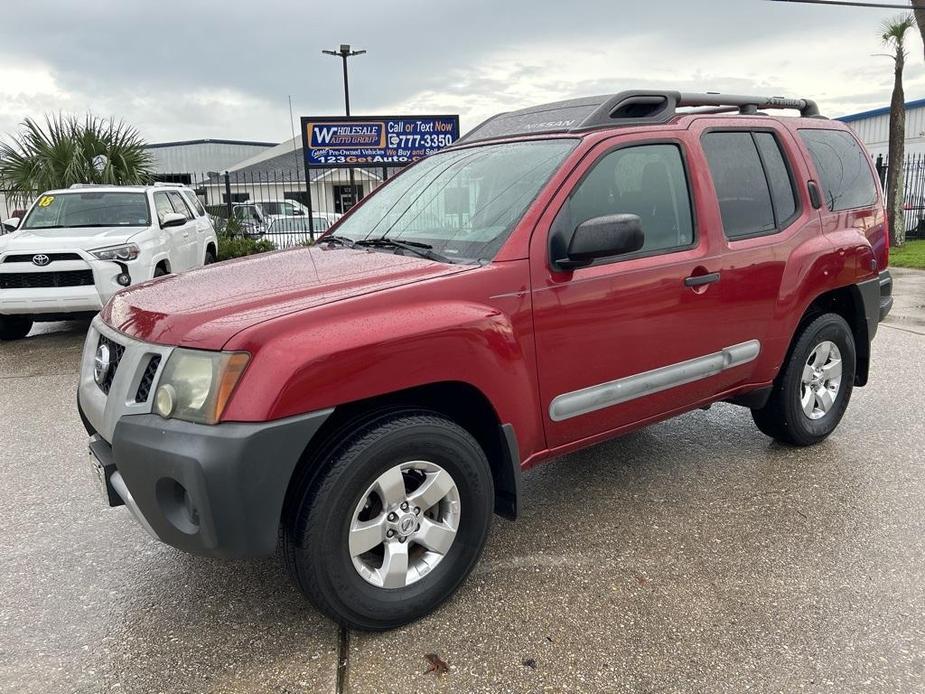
281, 410, 494, 630
752, 313, 856, 446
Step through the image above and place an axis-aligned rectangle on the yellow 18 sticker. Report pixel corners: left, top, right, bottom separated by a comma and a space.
38, 195, 55, 207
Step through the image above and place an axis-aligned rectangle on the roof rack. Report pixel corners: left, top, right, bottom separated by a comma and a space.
458, 90, 823, 144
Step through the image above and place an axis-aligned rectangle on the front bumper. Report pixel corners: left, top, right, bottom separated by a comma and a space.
85, 409, 332, 559
0, 257, 128, 315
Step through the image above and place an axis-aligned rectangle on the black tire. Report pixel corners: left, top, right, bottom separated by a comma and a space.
281, 410, 494, 630
752, 313, 856, 446
0, 315, 33, 340
153, 264, 168, 277
204, 249, 216, 265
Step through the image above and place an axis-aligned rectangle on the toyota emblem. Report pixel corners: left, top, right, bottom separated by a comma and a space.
32, 254, 50, 267
93, 343, 111, 386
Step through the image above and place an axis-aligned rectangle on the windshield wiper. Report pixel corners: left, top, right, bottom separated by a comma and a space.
355, 237, 454, 263
321, 234, 357, 248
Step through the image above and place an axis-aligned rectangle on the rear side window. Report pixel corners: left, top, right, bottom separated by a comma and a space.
702, 131, 800, 239
754, 132, 797, 224
798, 129, 877, 211
567, 143, 694, 255
182, 190, 206, 217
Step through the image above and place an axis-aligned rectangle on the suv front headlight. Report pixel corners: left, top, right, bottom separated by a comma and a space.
91, 243, 140, 261
153, 349, 250, 424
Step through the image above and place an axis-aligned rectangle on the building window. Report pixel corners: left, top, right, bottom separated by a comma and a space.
223, 192, 250, 203
284, 191, 310, 207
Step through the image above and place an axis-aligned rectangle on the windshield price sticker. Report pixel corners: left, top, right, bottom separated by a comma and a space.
37, 195, 55, 207
302, 115, 460, 168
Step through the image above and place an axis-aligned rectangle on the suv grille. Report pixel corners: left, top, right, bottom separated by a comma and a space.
135, 356, 161, 403
2, 253, 83, 263
0, 270, 94, 289
97, 335, 125, 395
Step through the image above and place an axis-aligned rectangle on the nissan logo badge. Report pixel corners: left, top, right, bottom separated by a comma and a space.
94, 343, 111, 386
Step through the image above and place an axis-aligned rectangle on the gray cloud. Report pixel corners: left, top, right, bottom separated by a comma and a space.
0, 0, 919, 142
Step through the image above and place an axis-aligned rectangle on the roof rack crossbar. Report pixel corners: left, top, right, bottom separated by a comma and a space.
676, 92, 820, 118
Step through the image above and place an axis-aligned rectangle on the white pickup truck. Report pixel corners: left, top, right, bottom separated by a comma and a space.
0, 184, 217, 340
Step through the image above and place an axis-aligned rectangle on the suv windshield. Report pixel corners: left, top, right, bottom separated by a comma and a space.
22, 192, 151, 230
334, 139, 577, 262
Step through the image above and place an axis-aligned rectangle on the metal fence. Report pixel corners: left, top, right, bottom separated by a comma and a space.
0, 165, 398, 248
875, 152, 925, 240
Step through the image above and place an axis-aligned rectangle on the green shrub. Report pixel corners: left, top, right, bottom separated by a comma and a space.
216, 217, 276, 261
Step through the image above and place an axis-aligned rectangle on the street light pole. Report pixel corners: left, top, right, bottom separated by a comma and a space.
322, 44, 366, 117
322, 44, 366, 213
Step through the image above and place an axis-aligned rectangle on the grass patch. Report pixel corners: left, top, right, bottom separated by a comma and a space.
890, 239, 925, 269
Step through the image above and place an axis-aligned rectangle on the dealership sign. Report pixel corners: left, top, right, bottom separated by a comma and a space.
301, 115, 459, 168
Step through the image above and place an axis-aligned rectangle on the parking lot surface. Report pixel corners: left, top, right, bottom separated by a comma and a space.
1, 272, 923, 693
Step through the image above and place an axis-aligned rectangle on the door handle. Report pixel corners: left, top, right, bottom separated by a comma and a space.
684, 272, 720, 287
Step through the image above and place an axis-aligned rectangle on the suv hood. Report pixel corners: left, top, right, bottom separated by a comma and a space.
104, 245, 474, 349
0, 226, 140, 253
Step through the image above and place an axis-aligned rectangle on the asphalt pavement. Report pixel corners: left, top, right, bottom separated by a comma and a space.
1, 272, 923, 694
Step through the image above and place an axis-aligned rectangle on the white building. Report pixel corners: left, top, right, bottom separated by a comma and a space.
142, 138, 277, 182
838, 97, 925, 159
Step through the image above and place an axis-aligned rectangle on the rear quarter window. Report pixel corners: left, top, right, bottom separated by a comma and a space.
797, 129, 877, 211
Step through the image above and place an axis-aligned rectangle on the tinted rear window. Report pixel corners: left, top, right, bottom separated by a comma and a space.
702, 131, 776, 238
798, 129, 877, 211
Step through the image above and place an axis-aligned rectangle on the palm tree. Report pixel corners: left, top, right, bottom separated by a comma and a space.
882, 14, 915, 247
0, 114, 153, 207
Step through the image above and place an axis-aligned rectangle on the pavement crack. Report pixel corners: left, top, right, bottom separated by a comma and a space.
336, 625, 350, 694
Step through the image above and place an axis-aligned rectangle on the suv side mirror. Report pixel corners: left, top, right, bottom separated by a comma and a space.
553, 214, 645, 270
160, 212, 187, 228
2, 217, 20, 232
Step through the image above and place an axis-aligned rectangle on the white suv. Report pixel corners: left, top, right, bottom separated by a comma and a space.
0, 183, 217, 340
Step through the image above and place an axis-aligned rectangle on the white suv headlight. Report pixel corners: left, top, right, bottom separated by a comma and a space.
154, 349, 250, 424
91, 243, 140, 261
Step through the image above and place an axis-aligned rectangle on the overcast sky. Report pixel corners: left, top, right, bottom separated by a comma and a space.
1, 0, 923, 145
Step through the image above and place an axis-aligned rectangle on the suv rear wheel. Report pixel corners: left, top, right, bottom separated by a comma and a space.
281, 410, 494, 630
0, 315, 33, 340
752, 313, 856, 446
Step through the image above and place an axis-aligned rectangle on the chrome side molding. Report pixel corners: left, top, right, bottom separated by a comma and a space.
548, 339, 761, 422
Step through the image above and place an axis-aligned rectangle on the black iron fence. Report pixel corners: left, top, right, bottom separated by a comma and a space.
875, 152, 925, 240
0, 165, 399, 248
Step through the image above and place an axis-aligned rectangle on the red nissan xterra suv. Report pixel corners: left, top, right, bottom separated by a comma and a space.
78, 91, 893, 630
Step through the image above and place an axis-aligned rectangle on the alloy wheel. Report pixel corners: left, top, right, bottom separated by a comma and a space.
800, 340, 842, 420
349, 461, 461, 589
